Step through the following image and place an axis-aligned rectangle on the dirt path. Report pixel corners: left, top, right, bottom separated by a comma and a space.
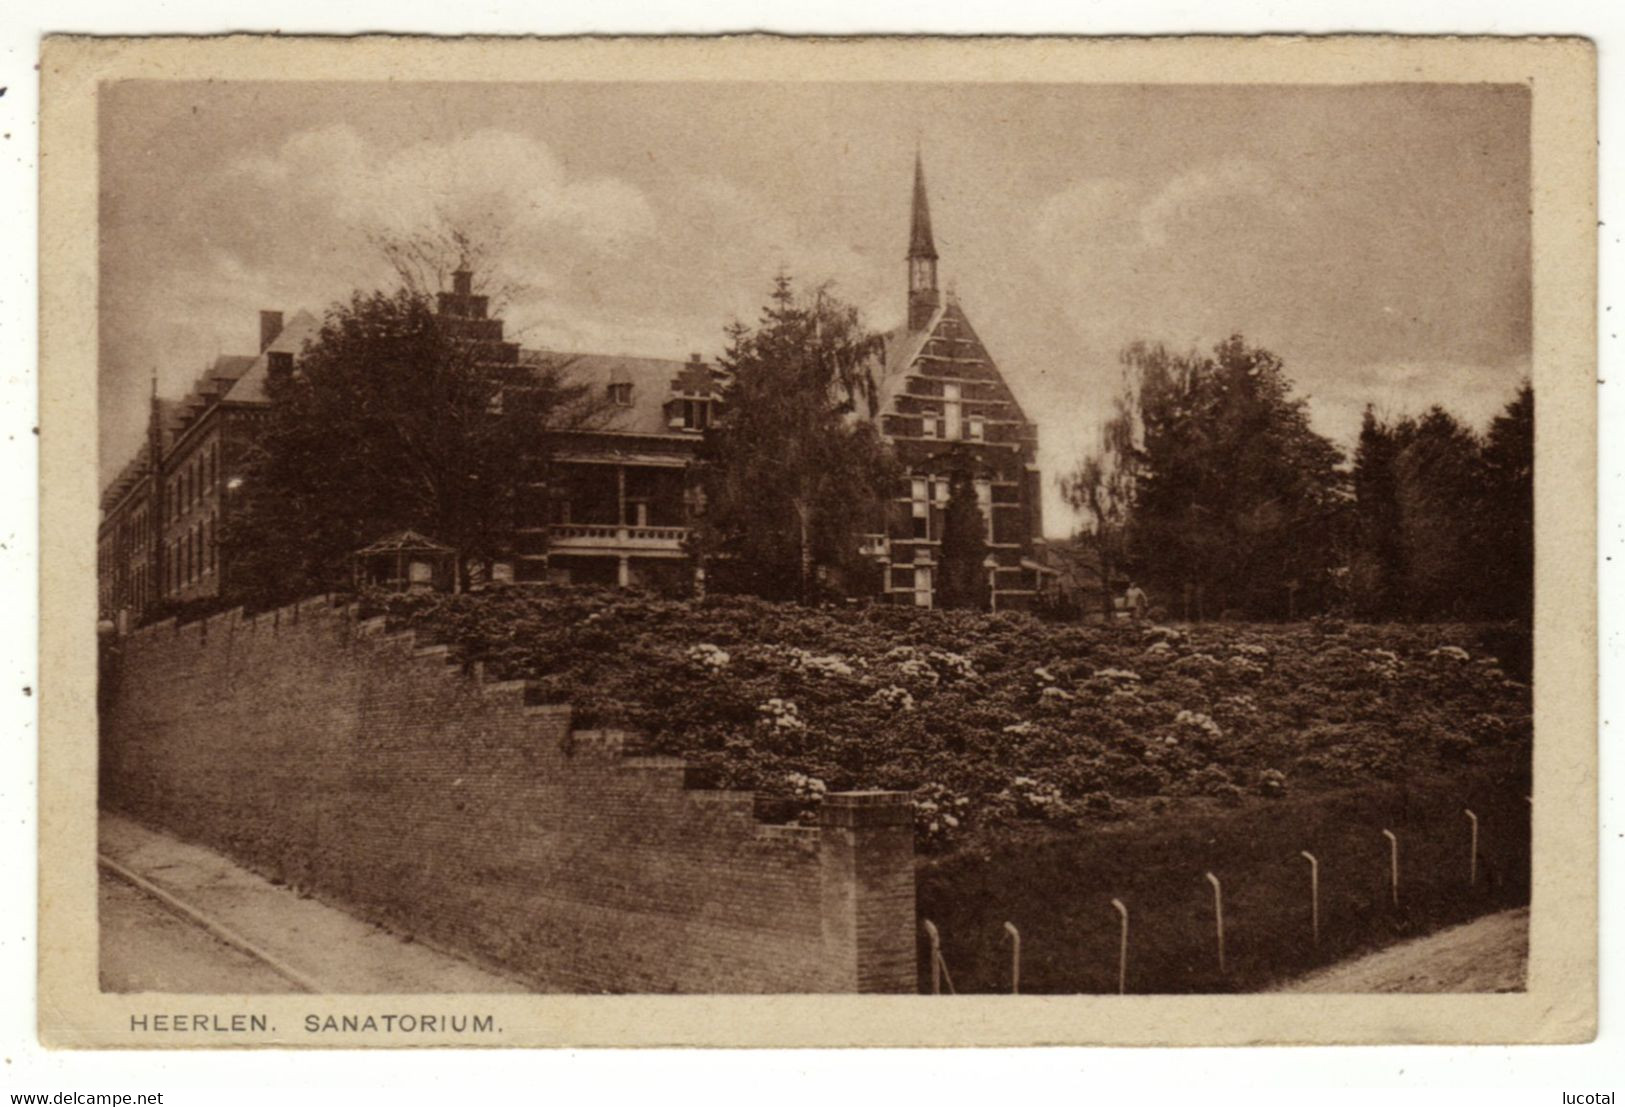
1278, 907, 1528, 993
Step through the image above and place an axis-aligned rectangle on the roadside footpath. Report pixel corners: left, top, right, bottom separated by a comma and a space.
100, 813, 532, 994
1276, 907, 1529, 993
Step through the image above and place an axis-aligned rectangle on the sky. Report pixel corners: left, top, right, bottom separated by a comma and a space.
99, 80, 1531, 535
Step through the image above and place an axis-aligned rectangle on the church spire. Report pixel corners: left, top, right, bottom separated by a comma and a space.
907, 151, 942, 332
909, 151, 938, 261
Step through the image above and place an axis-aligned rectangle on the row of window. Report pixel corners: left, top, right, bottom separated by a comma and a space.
164, 513, 218, 596
914, 383, 986, 442
907, 476, 995, 542
168, 439, 222, 523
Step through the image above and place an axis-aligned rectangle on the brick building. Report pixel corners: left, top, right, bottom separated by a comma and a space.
98, 309, 319, 623
98, 155, 1048, 618
869, 156, 1052, 609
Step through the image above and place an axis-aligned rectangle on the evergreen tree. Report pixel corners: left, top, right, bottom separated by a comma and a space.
1479, 382, 1534, 621
937, 454, 989, 610
694, 275, 895, 602
1391, 407, 1485, 617
1350, 407, 1405, 617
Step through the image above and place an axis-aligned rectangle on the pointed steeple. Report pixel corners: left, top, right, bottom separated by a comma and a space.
908, 151, 938, 261
907, 151, 942, 332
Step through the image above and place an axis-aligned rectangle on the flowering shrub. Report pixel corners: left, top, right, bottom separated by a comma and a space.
1038, 686, 1075, 711
1174, 710, 1224, 742
1362, 648, 1402, 681
784, 647, 856, 678
371, 586, 1532, 854
929, 650, 978, 682
1256, 768, 1288, 798
1226, 655, 1266, 678
914, 782, 970, 844
686, 643, 731, 673
757, 698, 805, 732
868, 684, 915, 713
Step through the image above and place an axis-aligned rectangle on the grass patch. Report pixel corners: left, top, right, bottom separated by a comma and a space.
916, 757, 1530, 993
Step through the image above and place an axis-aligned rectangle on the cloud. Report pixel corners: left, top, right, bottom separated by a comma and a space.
1137, 157, 1302, 249
227, 125, 657, 257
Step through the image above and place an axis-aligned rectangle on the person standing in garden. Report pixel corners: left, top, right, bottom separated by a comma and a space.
1123, 580, 1149, 623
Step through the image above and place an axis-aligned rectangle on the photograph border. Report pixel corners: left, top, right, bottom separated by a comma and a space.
39, 32, 1597, 1048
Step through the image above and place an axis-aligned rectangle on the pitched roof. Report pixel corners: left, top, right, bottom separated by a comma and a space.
355, 529, 453, 554
873, 302, 944, 416
522, 348, 718, 437
220, 309, 322, 405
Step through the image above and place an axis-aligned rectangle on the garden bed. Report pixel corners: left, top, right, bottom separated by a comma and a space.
372, 584, 1532, 993
372, 585, 1531, 850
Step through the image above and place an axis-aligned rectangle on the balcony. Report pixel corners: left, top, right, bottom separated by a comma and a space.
542, 523, 690, 556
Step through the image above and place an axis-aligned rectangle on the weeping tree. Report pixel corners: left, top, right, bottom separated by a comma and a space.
694, 274, 897, 602
1060, 359, 1142, 619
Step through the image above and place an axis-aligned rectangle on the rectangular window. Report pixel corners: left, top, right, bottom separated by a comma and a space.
921, 416, 937, 438
683, 399, 710, 430
913, 566, 933, 608
910, 478, 929, 541
976, 479, 994, 541
968, 416, 984, 441
933, 480, 950, 507
943, 384, 962, 440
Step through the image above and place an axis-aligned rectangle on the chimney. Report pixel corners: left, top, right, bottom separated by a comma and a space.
453, 268, 473, 297
259, 310, 284, 353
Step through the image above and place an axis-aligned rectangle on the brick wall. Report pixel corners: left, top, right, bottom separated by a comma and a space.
99, 596, 917, 993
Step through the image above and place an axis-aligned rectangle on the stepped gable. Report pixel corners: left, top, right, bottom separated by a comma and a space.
876, 298, 1035, 449
521, 348, 723, 437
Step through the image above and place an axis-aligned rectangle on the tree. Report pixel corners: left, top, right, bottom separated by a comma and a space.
937, 452, 989, 610
221, 276, 603, 609
1060, 364, 1141, 619
1067, 335, 1348, 619
694, 274, 895, 602
1349, 406, 1406, 617
1479, 382, 1534, 621
1390, 407, 1486, 617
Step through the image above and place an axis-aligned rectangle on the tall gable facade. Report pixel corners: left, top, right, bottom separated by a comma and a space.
871, 157, 1050, 610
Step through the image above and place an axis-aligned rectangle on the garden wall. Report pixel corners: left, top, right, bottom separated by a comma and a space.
99, 595, 917, 993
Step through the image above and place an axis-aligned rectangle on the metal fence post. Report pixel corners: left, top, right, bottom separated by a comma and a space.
1205, 871, 1226, 974
1003, 922, 1021, 995
1299, 851, 1320, 947
1464, 808, 1479, 886
923, 919, 942, 995
1111, 898, 1129, 995
1381, 829, 1399, 907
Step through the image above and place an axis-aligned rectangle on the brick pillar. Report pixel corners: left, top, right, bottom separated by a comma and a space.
819, 791, 917, 993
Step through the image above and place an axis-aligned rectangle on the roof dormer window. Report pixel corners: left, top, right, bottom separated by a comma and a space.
608, 382, 633, 406
682, 398, 711, 431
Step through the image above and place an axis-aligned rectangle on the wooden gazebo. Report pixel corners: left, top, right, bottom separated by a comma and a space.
352, 530, 455, 593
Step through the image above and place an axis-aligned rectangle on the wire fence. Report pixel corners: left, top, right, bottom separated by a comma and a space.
915, 770, 1531, 994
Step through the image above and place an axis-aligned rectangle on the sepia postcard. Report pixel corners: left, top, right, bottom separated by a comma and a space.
37, 34, 1596, 1047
